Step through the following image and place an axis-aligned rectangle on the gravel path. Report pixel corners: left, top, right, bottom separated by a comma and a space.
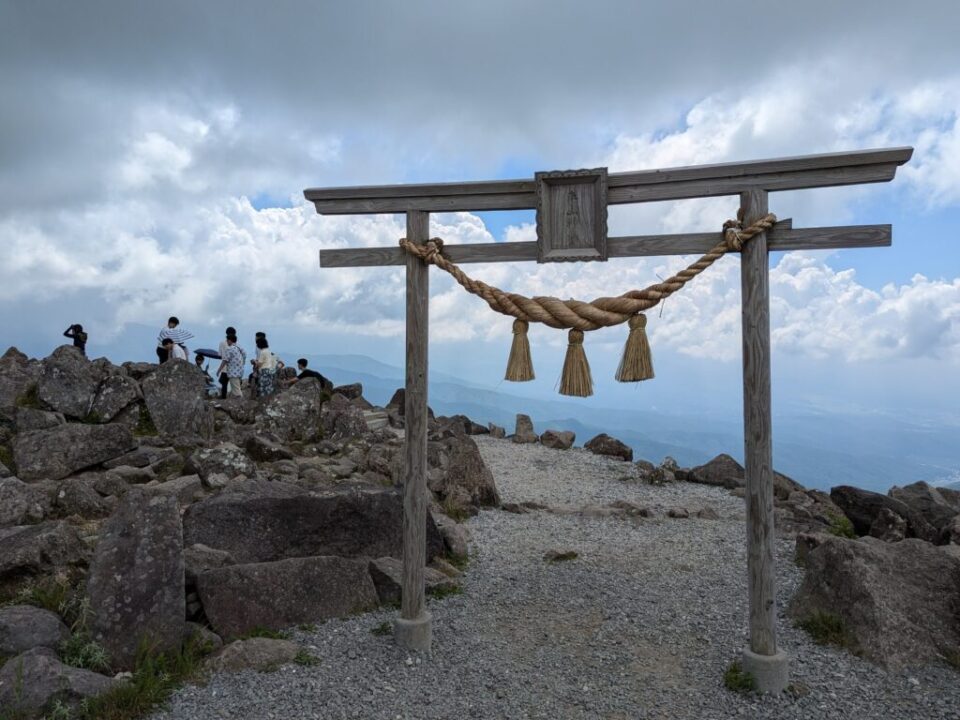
154, 437, 960, 720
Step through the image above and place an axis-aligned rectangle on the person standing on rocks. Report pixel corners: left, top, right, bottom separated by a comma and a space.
62, 323, 87, 355
156, 316, 193, 364
162, 337, 187, 361
217, 326, 237, 399
253, 336, 279, 397
217, 334, 245, 398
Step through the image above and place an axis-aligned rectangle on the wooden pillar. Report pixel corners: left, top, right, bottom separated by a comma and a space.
395, 209, 432, 651
739, 189, 788, 691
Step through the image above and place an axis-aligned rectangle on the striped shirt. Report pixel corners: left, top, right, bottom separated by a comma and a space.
158, 326, 194, 347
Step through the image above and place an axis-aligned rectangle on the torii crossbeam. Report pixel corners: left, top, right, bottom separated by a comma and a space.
305, 146, 912, 693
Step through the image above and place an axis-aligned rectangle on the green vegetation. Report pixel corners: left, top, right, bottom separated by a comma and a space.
723, 661, 757, 693
942, 647, 960, 671
297, 623, 319, 633
441, 497, 471, 523
133, 404, 158, 437
426, 584, 463, 600
3, 576, 74, 615
293, 649, 321, 667
14, 383, 43, 410
60, 633, 111, 673
370, 621, 392, 636
797, 611, 857, 651
827, 512, 857, 539
544, 550, 579, 563
0, 443, 15, 475
445, 553, 470, 572
81, 411, 103, 424
237, 626, 291, 641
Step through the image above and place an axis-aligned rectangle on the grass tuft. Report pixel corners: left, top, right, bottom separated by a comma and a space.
133, 404, 158, 437
445, 553, 470, 572
297, 623, 319, 633
544, 550, 578, 563
427, 584, 463, 600
370, 621, 392, 637
797, 611, 857, 651
941, 647, 960, 672
14, 384, 43, 410
236, 626, 291, 641
293, 649, 321, 666
723, 661, 756, 693
827, 512, 857, 539
441, 496, 471, 523
61, 633, 111, 673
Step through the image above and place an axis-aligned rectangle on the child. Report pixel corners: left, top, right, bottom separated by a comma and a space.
63, 324, 88, 355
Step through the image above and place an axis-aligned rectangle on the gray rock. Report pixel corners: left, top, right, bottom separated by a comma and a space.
0, 605, 71, 655
0, 477, 47, 526
488, 423, 506, 439
512, 414, 538, 444
184, 543, 235, 584
368, 556, 459, 605
0, 347, 41, 422
584, 433, 633, 462
185, 443, 256, 486
438, 436, 500, 510
207, 638, 299, 672
245, 435, 296, 462
13, 423, 136, 482
433, 513, 470, 558
0, 521, 90, 587
184, 621, 223, 654
386, 389, 436, 418
830, 485, 940, 543
868, 506, 908, 542
145, 474, 203, 506
88, 374, 141, 423
141, 360, 214, 441
183, 481, 444, 564
320, 393, 370, 442
36, 345, 99, 419
646, 466, 676, 485
789, 536, 960, 668
776, 488, 854, 536
888, 481, 960, 537
667, 507, 689, 519
332, 383, 363, 400
255, 378, 327, 443
87, 489, 185, 670
794, 532, 828, 566
696, 506, 719, 520
949, 515, 960, 546
55, 477, 111, 518
0, 646, 116, 716
103, 464, 156, 487
539, 430, 575, 450
687, 453, 803, 500
661, 456, 679, 471
120, 361, 156, 381
15, 407, 65, 432
198, 556, 378, 638
0, 460, 10, 479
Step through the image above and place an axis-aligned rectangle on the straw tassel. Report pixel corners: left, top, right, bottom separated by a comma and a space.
504, 319, 534, 382
615, 313, 655, 382
559, 329, 593, 397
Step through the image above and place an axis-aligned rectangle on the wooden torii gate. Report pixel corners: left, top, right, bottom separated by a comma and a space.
305, 147, 912, 693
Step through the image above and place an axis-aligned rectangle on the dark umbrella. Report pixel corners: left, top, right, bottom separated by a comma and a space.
194, 348, 221, 359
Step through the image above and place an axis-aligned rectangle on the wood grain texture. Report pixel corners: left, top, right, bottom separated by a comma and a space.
536, 169, 608, 262
318, 223, 891, 268
401, 210, 429, 623
739, 189, 778, 657
305, 147, 912, 214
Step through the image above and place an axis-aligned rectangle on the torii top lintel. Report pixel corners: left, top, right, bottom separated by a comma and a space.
307, 146, 912, 268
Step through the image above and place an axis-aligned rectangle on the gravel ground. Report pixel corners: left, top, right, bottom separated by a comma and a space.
154, 436, 960, 720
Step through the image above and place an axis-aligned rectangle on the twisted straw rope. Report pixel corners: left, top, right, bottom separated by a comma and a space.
399, 212, 777, 331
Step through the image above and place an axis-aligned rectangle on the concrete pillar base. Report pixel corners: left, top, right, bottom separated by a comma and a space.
395, 612, 432, 652
742, 647, 790, 693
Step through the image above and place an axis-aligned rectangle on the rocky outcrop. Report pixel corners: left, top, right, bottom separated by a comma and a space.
436, 436, 500, 511
584, 433, 633, 462
540, 430, 575, 450
0, 477, 47, 526
198, 556, 378, 638
255, 378, 326, 443
141, 360, 214, 441
332, 383, 363, 400
185, 443, 257, 486
320, 393, 369, 441
0, 347, 41, 422
830, 485, 940, 543
13, 423, 136, 482
685, 453, 803, 500
0, 521, 90, 588
15, 407, 65, 433
36, 345, 99, 419
512, 414, 538, 444
88, 374, 141, 423
87, 489, 185, 670
789, 536, 960, 668
0, 647, 116, 717
183, 481, 444, 564
54, 476, 112, 518
0, 605, 71, 656
245, 435, 295, 462
888, 481, 960, 541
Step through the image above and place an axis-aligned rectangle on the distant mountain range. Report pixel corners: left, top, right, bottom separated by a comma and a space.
307, 353, 960, 494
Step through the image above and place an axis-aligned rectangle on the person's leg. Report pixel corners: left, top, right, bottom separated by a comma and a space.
156, 346, 167, 364
229, 377, 242, 397
219, 372, 229, 399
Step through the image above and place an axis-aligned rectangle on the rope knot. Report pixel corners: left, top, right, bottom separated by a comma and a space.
723, 218, 744, 251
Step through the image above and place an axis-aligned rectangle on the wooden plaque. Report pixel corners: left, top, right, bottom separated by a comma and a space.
535, 168, 608, 262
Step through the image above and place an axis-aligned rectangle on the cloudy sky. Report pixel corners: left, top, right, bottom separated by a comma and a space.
1, 1, 958, 438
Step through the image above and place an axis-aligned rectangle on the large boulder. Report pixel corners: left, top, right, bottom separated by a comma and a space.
13, 423, 136, 482
88, 374, 141, 423
0, 477, 47, 526
540, 430, 575, 450
0, 605, 71, 656
35, 345, 99, 419
0, 521, 90, 588
320, 393, 370, 442
54, 477, 112, 519
255, 378, 326, 443
584, 433, 633, 462
0, 347, 41, 422
438, 435, 500, 509
888, 481, 960, 540
367, 556, 459, 605
789, 536, 960, 668
775, 489, 851, 536
183, 480, 444, 564
185, 443, 256, 485
512, 414, 538, 444
686, 453, 803, 499
0, 647, 116, 717
197, 556, 378, 638
87, 489, 185, 670
15, 407, 65, 433
830, 485, 940, 543
141, 360, 214, 441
